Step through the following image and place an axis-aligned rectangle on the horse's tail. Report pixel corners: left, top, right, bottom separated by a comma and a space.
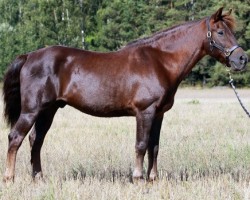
3, 54, 28, 127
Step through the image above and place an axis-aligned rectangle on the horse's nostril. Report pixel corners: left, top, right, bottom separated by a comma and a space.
239, 55, 247, 65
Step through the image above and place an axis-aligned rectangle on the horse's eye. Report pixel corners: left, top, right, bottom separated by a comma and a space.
217, 30, 224, 36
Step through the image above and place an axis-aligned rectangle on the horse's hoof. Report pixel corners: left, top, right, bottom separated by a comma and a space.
148, 173, 158, 182
3, 175, 14, 183
147, 177, 158, 183
32, 172, 44, 182
132, 176, 145, 184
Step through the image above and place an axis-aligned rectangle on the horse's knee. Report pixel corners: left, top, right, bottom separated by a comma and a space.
136, 141, 148, 154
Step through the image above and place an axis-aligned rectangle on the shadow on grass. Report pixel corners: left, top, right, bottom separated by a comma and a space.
162, 166, 250, 182
63, 163, 134, 184
63, 163, 250, 183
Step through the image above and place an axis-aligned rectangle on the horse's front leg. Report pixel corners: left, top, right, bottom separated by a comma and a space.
133, 106, 155, 181
147, 115, 163, 181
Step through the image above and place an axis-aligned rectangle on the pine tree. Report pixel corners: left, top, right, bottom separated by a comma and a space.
0, 0, 249, 86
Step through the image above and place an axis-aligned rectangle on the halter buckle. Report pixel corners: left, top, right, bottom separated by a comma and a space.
225, 49, 231, 57
207, 31, 212, 38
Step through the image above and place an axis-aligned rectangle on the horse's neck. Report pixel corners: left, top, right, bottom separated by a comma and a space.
156, 19, 207, 80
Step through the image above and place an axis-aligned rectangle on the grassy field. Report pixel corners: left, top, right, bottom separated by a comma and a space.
0, 88, 249, 200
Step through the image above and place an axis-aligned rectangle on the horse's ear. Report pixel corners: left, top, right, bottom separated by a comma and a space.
223, 8, 232, 16
212, 7, 224, 22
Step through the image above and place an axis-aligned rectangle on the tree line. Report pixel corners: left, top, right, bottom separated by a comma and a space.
0, 0, 249, 87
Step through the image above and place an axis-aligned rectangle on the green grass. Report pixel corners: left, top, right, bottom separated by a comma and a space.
0, 88, 250, 199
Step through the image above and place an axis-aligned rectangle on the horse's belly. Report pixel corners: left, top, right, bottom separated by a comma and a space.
65, 91, 135, 117
70, 101, 134, 117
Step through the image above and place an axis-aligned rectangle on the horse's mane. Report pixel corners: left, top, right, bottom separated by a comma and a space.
125, 20, 199, 48
124, 12, 236, 49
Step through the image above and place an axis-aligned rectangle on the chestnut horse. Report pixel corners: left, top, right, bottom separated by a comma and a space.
2, 8, 248, 182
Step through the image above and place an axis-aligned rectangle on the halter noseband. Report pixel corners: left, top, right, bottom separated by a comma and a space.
206, 17, 240, 58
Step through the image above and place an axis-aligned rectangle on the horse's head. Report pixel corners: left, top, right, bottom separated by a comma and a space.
205, 7, 248, 71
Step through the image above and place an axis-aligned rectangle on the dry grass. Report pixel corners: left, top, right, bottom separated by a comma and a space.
0, 88, 250, 199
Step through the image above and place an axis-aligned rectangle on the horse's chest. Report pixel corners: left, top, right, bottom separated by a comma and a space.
162, 100, 174, 112
156, 89, 177, 114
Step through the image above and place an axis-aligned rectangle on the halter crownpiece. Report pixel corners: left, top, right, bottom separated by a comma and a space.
206, 17, 240, 58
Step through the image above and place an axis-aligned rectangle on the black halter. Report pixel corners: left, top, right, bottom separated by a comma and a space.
206, 17, 240, 58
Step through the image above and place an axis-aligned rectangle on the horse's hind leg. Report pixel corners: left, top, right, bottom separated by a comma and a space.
3, 112, 38, 182
29, 106, 58, 179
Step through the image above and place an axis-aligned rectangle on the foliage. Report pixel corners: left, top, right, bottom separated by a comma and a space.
0, 0, 249, 87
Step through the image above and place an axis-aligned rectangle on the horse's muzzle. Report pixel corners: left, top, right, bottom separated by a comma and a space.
228, 49, 248, 71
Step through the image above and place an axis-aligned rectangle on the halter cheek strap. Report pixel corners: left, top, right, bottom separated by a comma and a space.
206, 17, 240, 58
